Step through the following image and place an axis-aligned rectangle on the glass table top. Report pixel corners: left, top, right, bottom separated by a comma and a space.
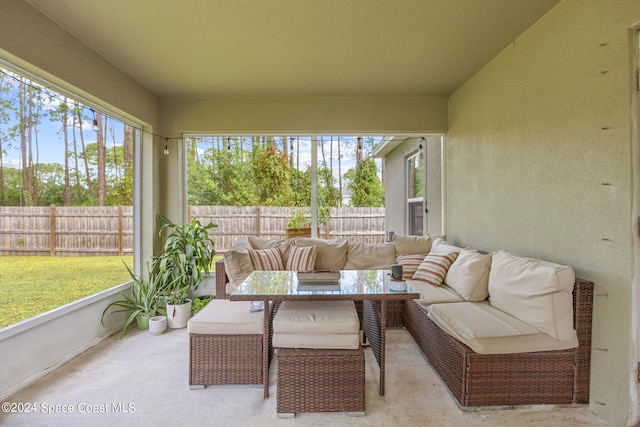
229, 270, 419, 300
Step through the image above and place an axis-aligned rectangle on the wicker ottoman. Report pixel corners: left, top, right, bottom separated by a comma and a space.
273, 300, 365, 417
187, 299, 266, 389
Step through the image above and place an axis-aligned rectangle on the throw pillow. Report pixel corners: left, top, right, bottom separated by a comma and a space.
223, 237, 254, 288
430, 237, 466, 255
444, 249, 492, 301
248, 236, 293, 266
395, 254, 427, 279
286, 245, 318, 271
412, 252, 459, 286
249, 247, 285, 271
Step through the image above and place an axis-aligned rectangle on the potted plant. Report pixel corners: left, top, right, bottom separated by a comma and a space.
101, 262, 165, 337
154, 215, 217, 329
191, 295, 214, 314
285, 207, 328, 239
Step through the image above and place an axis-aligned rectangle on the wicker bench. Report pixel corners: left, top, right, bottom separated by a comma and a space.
403, 278, 594, 407
187, 299, 272, 390
273, 300, 365, 417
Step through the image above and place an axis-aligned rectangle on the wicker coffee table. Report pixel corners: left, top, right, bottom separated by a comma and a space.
230, 270, 419, 398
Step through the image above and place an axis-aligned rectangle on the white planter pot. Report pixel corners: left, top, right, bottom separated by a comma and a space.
148, 315, 167, 335
166, 300, 192, 329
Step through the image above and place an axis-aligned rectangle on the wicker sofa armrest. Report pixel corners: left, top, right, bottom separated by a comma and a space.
573, 277, 594, 403
215, 259, 229, 299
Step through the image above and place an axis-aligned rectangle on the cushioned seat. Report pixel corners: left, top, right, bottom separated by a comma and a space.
273, 300, 360, 349
273, 300, 365, 417
427, 301, 578, 354
187, 299, 266, 388
188, 299, 263, 335
408, 280, 465, 308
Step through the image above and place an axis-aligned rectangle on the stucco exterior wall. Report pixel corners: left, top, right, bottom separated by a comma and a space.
447, 1, 640, 424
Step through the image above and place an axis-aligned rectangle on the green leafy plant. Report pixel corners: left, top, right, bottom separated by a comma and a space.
287, 207, 329, 228
191, 295, 214, 314
287, 208, 310, 228
101, 262, 165, 337
153, 215, 217, 305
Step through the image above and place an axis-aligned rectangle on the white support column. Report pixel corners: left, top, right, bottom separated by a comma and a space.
311, 135, 318, 238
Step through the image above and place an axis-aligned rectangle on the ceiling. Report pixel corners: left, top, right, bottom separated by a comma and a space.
25, 0, 559, 99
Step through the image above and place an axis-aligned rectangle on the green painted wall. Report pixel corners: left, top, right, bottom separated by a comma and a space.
447, 1, 639, 424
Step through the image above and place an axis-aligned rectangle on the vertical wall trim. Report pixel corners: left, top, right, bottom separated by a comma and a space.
628, 24, 640, 427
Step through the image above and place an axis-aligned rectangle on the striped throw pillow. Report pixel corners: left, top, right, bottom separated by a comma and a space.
412, 252, 459, 286
286, 245, 318, 271
249, 247, 284, 271
395, 254, 427, 279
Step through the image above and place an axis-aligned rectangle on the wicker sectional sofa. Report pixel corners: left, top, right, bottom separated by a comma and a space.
214, 235, 594, 408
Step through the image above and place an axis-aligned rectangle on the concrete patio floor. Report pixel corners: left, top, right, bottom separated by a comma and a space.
1, 327, 608, 426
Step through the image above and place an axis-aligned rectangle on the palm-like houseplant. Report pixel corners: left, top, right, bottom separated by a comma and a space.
153, 215, 217, 328
101, 262, 165, 337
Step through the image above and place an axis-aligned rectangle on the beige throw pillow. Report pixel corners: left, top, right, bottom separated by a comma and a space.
430, 237, 466, 255
488, 250, 575, 341
223, 237, 254, 288
444, 249, 492, 301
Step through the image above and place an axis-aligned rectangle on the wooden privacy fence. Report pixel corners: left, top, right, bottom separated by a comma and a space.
0, 205, 134, 256
0, 205, 386, 256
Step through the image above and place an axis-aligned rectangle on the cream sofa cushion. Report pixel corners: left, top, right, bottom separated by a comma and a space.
444, 249, 492, 301
223, 237, 254, 290
407, 280, 465, 307
273, 333, 360, 350
187, 299, 263, 335
394, 235, 432, 255
273, 301, 360, 334
488, 250, 575, 341
344, 242, 396, 270
428, 301, 578, 354
273, 300, 360, 349
293, 238, 348, 270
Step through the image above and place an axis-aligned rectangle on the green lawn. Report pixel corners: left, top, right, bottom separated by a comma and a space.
0, 255, 221, 329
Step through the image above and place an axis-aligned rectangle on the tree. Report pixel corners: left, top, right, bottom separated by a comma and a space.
96, 112, 106, 206
346, 157, 384, 207
0, 73, 17, 204
49, 97, 71, 205
252, 143, 291, 206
